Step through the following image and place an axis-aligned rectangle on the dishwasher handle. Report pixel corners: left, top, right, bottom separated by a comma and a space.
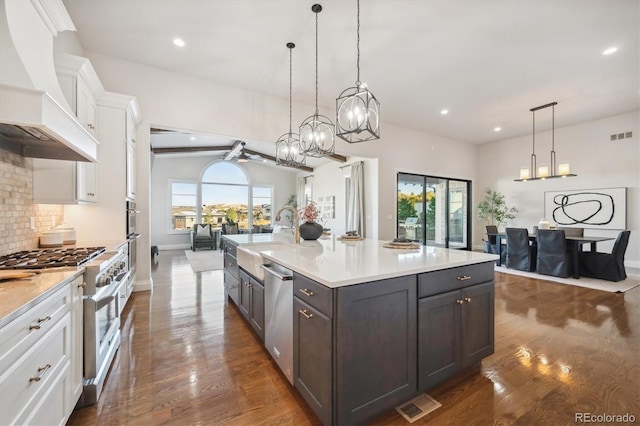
260, 264, 293, 281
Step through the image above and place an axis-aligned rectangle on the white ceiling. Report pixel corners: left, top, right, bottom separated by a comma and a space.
62, 0, 639, 153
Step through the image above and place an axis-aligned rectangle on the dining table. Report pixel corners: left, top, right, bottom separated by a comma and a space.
491, 232, 615, 278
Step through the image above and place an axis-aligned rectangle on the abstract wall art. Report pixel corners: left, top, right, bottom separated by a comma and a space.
544, 187, 626, 230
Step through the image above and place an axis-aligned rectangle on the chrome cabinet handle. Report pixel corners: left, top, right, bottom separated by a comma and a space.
299, 288, 314, 297
78, 282, 86, 289
456, 299, 464, 304
245, 282, 251, 288
29, 364, 51, 382
457, 275, 471, 281
299, 309, 313, 319
230, 284, 237, 289
29, 316, 51, 330
464, 297, 472, 303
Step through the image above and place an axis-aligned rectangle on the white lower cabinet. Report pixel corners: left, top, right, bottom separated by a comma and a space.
0, 275, 84, 425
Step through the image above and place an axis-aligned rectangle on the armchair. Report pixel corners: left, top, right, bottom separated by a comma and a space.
191, 224, 217, 251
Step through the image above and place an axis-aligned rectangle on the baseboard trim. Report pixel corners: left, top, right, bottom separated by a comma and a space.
625, 260, 640, 269
134, 278, 153, 292
157, 244, 190, 250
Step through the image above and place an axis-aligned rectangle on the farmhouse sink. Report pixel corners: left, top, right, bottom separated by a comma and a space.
237, 242, 288, 281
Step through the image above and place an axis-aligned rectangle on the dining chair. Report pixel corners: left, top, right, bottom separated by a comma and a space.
506, 227, 536, 272
536, 229, 570, 278
485, 225, 505, 264
579, 230, 630, 282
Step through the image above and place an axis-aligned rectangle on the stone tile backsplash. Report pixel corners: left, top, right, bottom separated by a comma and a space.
0, 147, 64, 256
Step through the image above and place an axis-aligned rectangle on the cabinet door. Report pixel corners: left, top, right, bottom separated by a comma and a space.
461, 281, 494, 368
76, 162, 97, 203
336, 276, 417, 425
69, 276, 84, 410
418, 290, 462, 391
76, 77, 97, 136
238, 270, 251, 320
249, 278, 265, 341
224, 272, 240, 306
294, 297, 332, 426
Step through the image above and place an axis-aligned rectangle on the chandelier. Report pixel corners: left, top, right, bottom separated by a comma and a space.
276, 42, 306, 168
336, 0, 380, 143
515, 101, 576, 181
300, 4, 335, 158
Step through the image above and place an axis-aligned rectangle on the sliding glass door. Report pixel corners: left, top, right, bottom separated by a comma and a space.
397, 173, 471, 250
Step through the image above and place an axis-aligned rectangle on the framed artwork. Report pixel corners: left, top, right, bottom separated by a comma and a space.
544, 187, 626, 230
316, 196, 335, 220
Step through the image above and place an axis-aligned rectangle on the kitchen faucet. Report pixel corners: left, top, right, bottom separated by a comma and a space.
275, 205, 300, 244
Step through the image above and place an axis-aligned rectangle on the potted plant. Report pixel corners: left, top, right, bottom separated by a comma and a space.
299, 202, 324, 240
223, 208, 238, 234
477, 188, 518, 228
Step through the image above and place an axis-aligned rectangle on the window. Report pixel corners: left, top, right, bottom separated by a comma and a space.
201, 162, 249, 230
170, 180, 197, 232
397, 173, 471, 249
252, 186, 273, 231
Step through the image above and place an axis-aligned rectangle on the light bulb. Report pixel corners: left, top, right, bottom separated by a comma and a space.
520, 168, 530, 180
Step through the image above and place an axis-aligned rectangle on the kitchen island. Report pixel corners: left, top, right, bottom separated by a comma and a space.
222, 234, 498, 425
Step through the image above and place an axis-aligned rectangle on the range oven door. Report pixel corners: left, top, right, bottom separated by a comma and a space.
83, 285, 121, 380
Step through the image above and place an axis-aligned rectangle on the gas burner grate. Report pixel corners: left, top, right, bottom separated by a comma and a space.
0, 246, 106, 270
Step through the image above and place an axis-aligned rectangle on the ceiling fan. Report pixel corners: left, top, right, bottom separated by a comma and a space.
225, 141, 265, 163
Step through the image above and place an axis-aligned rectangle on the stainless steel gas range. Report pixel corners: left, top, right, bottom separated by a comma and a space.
0, 244, 131, 407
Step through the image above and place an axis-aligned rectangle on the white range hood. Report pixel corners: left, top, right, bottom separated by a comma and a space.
0, 0, 98, 162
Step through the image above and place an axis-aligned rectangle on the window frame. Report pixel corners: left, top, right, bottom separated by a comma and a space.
168, 179, 198, 234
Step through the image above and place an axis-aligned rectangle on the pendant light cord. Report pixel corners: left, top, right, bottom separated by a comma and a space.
289, 45, 293, 134
356, 0, 360, 86
315, 10, 319, 115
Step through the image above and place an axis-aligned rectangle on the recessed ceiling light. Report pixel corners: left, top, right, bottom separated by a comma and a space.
602, 46, 618, 55
440, 109, 449, 115
494, 127, 502, 132
173, 38, 185, 47
189, 136, 196, 141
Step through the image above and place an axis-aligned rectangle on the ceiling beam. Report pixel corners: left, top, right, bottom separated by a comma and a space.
151, 145, 234, 154
327, 153, 347, 163
245, 148, 314, 172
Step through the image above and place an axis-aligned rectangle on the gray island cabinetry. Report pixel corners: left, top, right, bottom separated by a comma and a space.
222, 235, 496, 425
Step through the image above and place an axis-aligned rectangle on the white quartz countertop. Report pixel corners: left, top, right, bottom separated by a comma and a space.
223, 234, 498, 288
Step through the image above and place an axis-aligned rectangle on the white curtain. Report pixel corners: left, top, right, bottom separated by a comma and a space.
347, 162, 365, 235
296, 177, 305, 209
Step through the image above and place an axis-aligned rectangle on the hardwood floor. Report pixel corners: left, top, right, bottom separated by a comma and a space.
68, 250, 640, 425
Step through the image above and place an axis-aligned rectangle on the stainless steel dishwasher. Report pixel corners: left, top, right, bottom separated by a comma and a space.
261, 262, 294, 384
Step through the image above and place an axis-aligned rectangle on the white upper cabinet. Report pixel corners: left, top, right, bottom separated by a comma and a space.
55, 54, 104, 138
33, 55, 104, 204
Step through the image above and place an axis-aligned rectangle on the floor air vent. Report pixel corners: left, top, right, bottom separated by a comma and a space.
395, 393, 442, 423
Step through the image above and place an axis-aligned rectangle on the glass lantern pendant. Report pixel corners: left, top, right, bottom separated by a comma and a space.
300, 4, 335, 158
336, 0, 380, 143
276, 42, 306, 168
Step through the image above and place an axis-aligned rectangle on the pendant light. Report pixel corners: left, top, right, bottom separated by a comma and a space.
336, 0, 380, 143
300, 4, 335, 158
276, 42, 306, 168
515, 101, 576, 181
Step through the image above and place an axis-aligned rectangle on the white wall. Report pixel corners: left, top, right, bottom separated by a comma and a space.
299, 156, 379, 239
151, 155, 296, 249
476, 111, 640, 267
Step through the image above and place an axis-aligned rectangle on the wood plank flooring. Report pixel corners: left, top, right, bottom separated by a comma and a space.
68, 250, 639, 425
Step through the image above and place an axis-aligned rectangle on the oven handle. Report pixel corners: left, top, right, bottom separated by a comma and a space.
95, 295, 115, 310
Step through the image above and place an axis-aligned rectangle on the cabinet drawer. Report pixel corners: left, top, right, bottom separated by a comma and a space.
418, 262, 494, 298
294, 273, 332, 317
225, 243, 237, 257
224, 252, 239, 278
0, 312, 71, 425
0, 284, 70, 373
